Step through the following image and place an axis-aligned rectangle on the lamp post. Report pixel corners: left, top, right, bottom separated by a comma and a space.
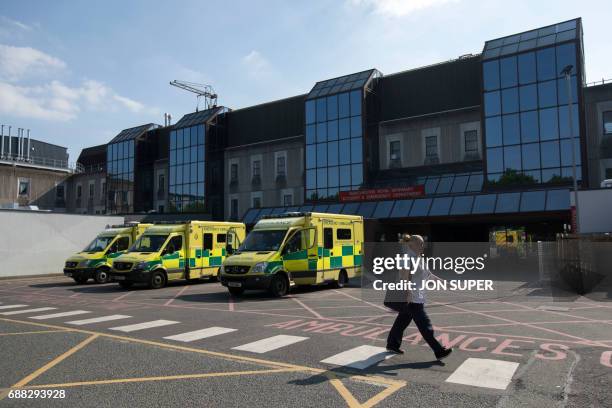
561, 64, 580, 234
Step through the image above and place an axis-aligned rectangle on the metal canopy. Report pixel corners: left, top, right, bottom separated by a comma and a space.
173, 106, 224, 129
109, 123, 158, 144
306, 69, 379, 100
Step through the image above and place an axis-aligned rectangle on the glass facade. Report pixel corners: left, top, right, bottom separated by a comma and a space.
168, 124, 205, 212
482, 20, 582, 185
106, 140, 135, 213
305, 89, 364, 200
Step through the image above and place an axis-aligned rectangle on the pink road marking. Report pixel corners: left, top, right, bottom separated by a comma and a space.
332, 289, 389, 312
440, 301, 609, 347
440, 319, 612, 330
112, 291, 134, 302
291, 297, 323, 319
164, 285, 189, 307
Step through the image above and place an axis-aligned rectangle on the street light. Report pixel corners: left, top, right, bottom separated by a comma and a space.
560, 64, 580, 234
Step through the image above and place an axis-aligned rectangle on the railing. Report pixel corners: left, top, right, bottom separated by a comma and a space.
0, 154, 78, 172
76, 163, 105, 174
585, 78, 612, 87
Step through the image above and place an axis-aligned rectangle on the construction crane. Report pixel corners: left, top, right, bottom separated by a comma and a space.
169, 80, 218, 112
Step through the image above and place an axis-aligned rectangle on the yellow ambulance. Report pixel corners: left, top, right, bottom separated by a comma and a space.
109, 221, 246, 289
63, 223, 151, 284
220, 212, 363, 297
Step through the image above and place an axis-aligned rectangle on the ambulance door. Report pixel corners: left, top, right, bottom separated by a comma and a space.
322, 226, 335, 282
161, 234, 185, 280
226, 228, 241, 256
282, 228, 317, 285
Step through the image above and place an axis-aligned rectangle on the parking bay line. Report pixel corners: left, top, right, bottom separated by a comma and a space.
0, 307, 56, 316
321, 345, 396, 370
232, 335, 309, 354
0, 304, 28, 310
109, 320, 179, 332
164, 327, 237, 342
66, 315, 132, 325
29, 310, 91, 320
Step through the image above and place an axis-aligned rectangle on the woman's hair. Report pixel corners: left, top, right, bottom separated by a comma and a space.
398, 233, 411, 243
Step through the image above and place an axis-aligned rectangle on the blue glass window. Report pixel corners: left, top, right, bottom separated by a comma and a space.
306, 144, 317, 169
429, 197, 452, 216
339, 139, 351, 165
338, 92, 350, 118
306, 169, 316, 189
538, 80, 557, 108
520, 190, 546, 212
495, 192, 520, 213
537, 47, 556, 81
339, 165, 351, 186
350, 90, 361, 116
351, 164, 363, 186
339, 118, 350, 139
327, 141, 338, 166
316, 143, 327, 167
436, 177, 453, 194
518, 52, 536, 84
484, 91, 501, 117
341, 203, 359, 215
501, 88, 519, 114
389, 200, 412, 218
350, 116, 362, 138
327, 120, 338, 141
316, 98, 326, 123
472, 194, 497, 214
409, 199, 432, 217
316, 168, 327, 188
327, 95, 338, 120
485, 116, 502, 147
357, 201, 376, 218
306, 124, 315, 144
466, 173, 484, 192
451, 175, 469, 193
521, 111, 539, 143
502, 114, 520, 145
539, 108, 559, 140
558, 104, 579, 138
316, 122, 327, 143
546, 189, 570, 210
487, 148, 504, 173
327, 203, 344, 213
328, 166, 339, 187
350, 138, 362, 163
557, 76, 577, 105
500, 56, 517, 88
541, 140, 560, 168
450, 195, 474, 215
521, 143, 540, 170
373, 201, 394, 218
556, 43, 576, 77
425, 177, 439, 194
483, 60, 500, 91
560, 138, 581, 166
519, 84, 538, 111
542, 168, 561, 182
504, 145, 521, 170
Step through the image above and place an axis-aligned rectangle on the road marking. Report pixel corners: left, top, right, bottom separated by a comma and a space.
29, 310, 91, 320
0, 304, 28, 310
0, 334, 98, 401
66, 315, 132, 325
109, 320, 179, 332
321, 345, 395, 370
0, 307, 56, 316
0, 329, 72, 336
537, 305, 570, 312
445, 357, 519, 390
233, 335, 309, 354
163, 327, 237, 342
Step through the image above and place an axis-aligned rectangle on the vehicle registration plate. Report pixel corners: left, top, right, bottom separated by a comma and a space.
228, 281, 242, 288
113, 275, 126, 281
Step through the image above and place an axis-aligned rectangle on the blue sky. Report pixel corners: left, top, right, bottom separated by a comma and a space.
0, 0, 610, 160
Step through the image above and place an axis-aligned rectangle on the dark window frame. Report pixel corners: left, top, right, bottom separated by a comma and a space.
336, 228, 352, 240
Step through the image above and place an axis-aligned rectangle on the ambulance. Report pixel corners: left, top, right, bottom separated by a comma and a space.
108, 221, 246, 289
220, 212, 363, 297
63, 223, 152, 284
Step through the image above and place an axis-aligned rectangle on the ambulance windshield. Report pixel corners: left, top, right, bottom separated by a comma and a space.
83, 235, 115, 253
238, 229, 288, 252
130, 234, 169, 253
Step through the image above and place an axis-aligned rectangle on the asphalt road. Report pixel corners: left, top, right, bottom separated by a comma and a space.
0, 275, 610, 407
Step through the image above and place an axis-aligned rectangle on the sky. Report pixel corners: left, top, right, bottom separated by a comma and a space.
0, 0, 610, 160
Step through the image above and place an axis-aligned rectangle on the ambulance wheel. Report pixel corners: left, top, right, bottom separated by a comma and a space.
269, 274, 288, 297
94, 268, 110, 284
118, 281, 133, 289
332, 270, 348, 289
149, 271, 166, 289
73, 277, 88, 284
228, 287, 244, 296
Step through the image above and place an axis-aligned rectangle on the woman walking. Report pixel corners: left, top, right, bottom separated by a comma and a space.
384, 234, 452, 360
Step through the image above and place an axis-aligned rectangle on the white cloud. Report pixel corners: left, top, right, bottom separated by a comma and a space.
0, 16, 32, 32
0, 79, 157, 122
349, 0, 458, 18
0, 44, 66, 81
242, 50, 272, 78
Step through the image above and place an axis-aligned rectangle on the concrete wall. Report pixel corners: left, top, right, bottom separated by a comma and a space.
0, 210, 123, 277
575, 189, 612, 233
